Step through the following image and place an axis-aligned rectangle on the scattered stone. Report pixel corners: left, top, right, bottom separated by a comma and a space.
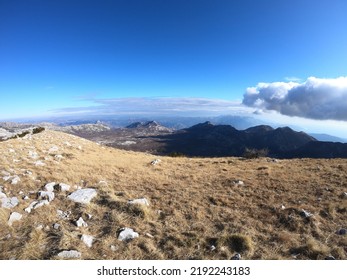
0, 190, 6, 199
8, 212, 22, 226
58, 183, 70, 192
145, 233, 154, 238
81, 234, 94, 248
336, 228, 346, 235
23, 196, 29, 200
117, 227, 139, 241
18, 191, 24, 195
2, 175, 11, 182
67, 188, 97, 204
34, 160, 45, 166
210, 245, 216, 251
87, 213, 93, 219
9, 149, 15, 153
38, 191, 55, 202
325, 255, 335, 260
36, 224, 44, 230
64, 141, 72, 147
57, 250, 81, 259
300, 209, 313, 218
342, 192, 347, 198
25, 200, 49, 213
1, 197, 19, 209
75, 217, 88, 227
57, 210, 71, 220
231, 253, 241, 260
24, 170, 33, 175
128, 198, 149, 206
233, 180, 244, 186
280, 205, 286, 210
44, 182, 56, 192
110, 245, 117, 252
53, 223, 60, 230
54, 155, 63, 160
151, 159, 161, 165
11, 176, 20, 185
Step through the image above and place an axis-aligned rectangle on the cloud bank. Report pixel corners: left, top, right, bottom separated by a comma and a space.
52, 97, 251, 116
243, 77, 347, 121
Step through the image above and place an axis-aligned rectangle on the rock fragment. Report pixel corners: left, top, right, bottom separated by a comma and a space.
81, 234, 94, 248
128, 198, 149, 206
75, 217, 88, 227
38, 191, 55, 202
151, 159, 161, 165
57, 210, 71, 220
44, 182, 56, 192
8, 212, 22, 226
67, 188, 97, 204
57, 250, 81, 259
25, 200, 49, 213
117, 227, 139, 241
1, 197, 19, 209
58, 183, 70, 192
300, 209, 313, 218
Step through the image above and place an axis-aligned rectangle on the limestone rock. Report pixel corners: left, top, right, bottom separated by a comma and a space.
117, 227, 139, 241
128, 198, 149, 206
151, 159, 161, 165
58, 183, 70, 192
44, 182, 56, 192
1, 197, 19, 209
25, 200, 49, 213
75, 217, 88, 227
300, 209, 313, 218
57, 209, 71, 220
81, 234, 94, 248
38, 191, 55, 202
57, 250, 81, 259
8, 212, 22, 226
11, 176, 20, 185
67, 188, 97, 204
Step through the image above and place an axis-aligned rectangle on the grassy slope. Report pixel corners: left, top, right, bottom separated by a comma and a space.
0, 130, 346, 260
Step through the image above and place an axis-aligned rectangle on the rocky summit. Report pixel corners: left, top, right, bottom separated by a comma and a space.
0, 128, 346, 260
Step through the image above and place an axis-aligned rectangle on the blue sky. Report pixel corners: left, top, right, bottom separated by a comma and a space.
1, 0, 347, 136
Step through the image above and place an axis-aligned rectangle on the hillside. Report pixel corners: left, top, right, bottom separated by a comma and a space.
0, 129, 346, 260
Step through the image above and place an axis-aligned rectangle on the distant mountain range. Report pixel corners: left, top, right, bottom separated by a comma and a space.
1, 120, 347, 158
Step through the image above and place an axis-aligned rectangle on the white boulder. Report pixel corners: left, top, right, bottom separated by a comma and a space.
8, 212, 22, 226
75, 217, 88, 227
57, 250, 81, 259
128, 198, 149, 206
1, 197, 19, 209
81, 234, 94, 248
44, 182, 56, 192
117, 227, 139, 241
58, 183, 70, 192
25, 200, 49, 213
11, 176, 20, 185
38, 191, 55, 202
67, 188, 97, 204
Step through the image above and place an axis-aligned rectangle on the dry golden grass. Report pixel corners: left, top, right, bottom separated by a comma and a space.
0, 130, 346, 260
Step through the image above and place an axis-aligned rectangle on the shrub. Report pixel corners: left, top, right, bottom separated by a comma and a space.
243, 148, 268, 159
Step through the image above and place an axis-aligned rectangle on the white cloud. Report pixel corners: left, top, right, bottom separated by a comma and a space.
243, 76, 347, 121
52, 97, 252, 116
